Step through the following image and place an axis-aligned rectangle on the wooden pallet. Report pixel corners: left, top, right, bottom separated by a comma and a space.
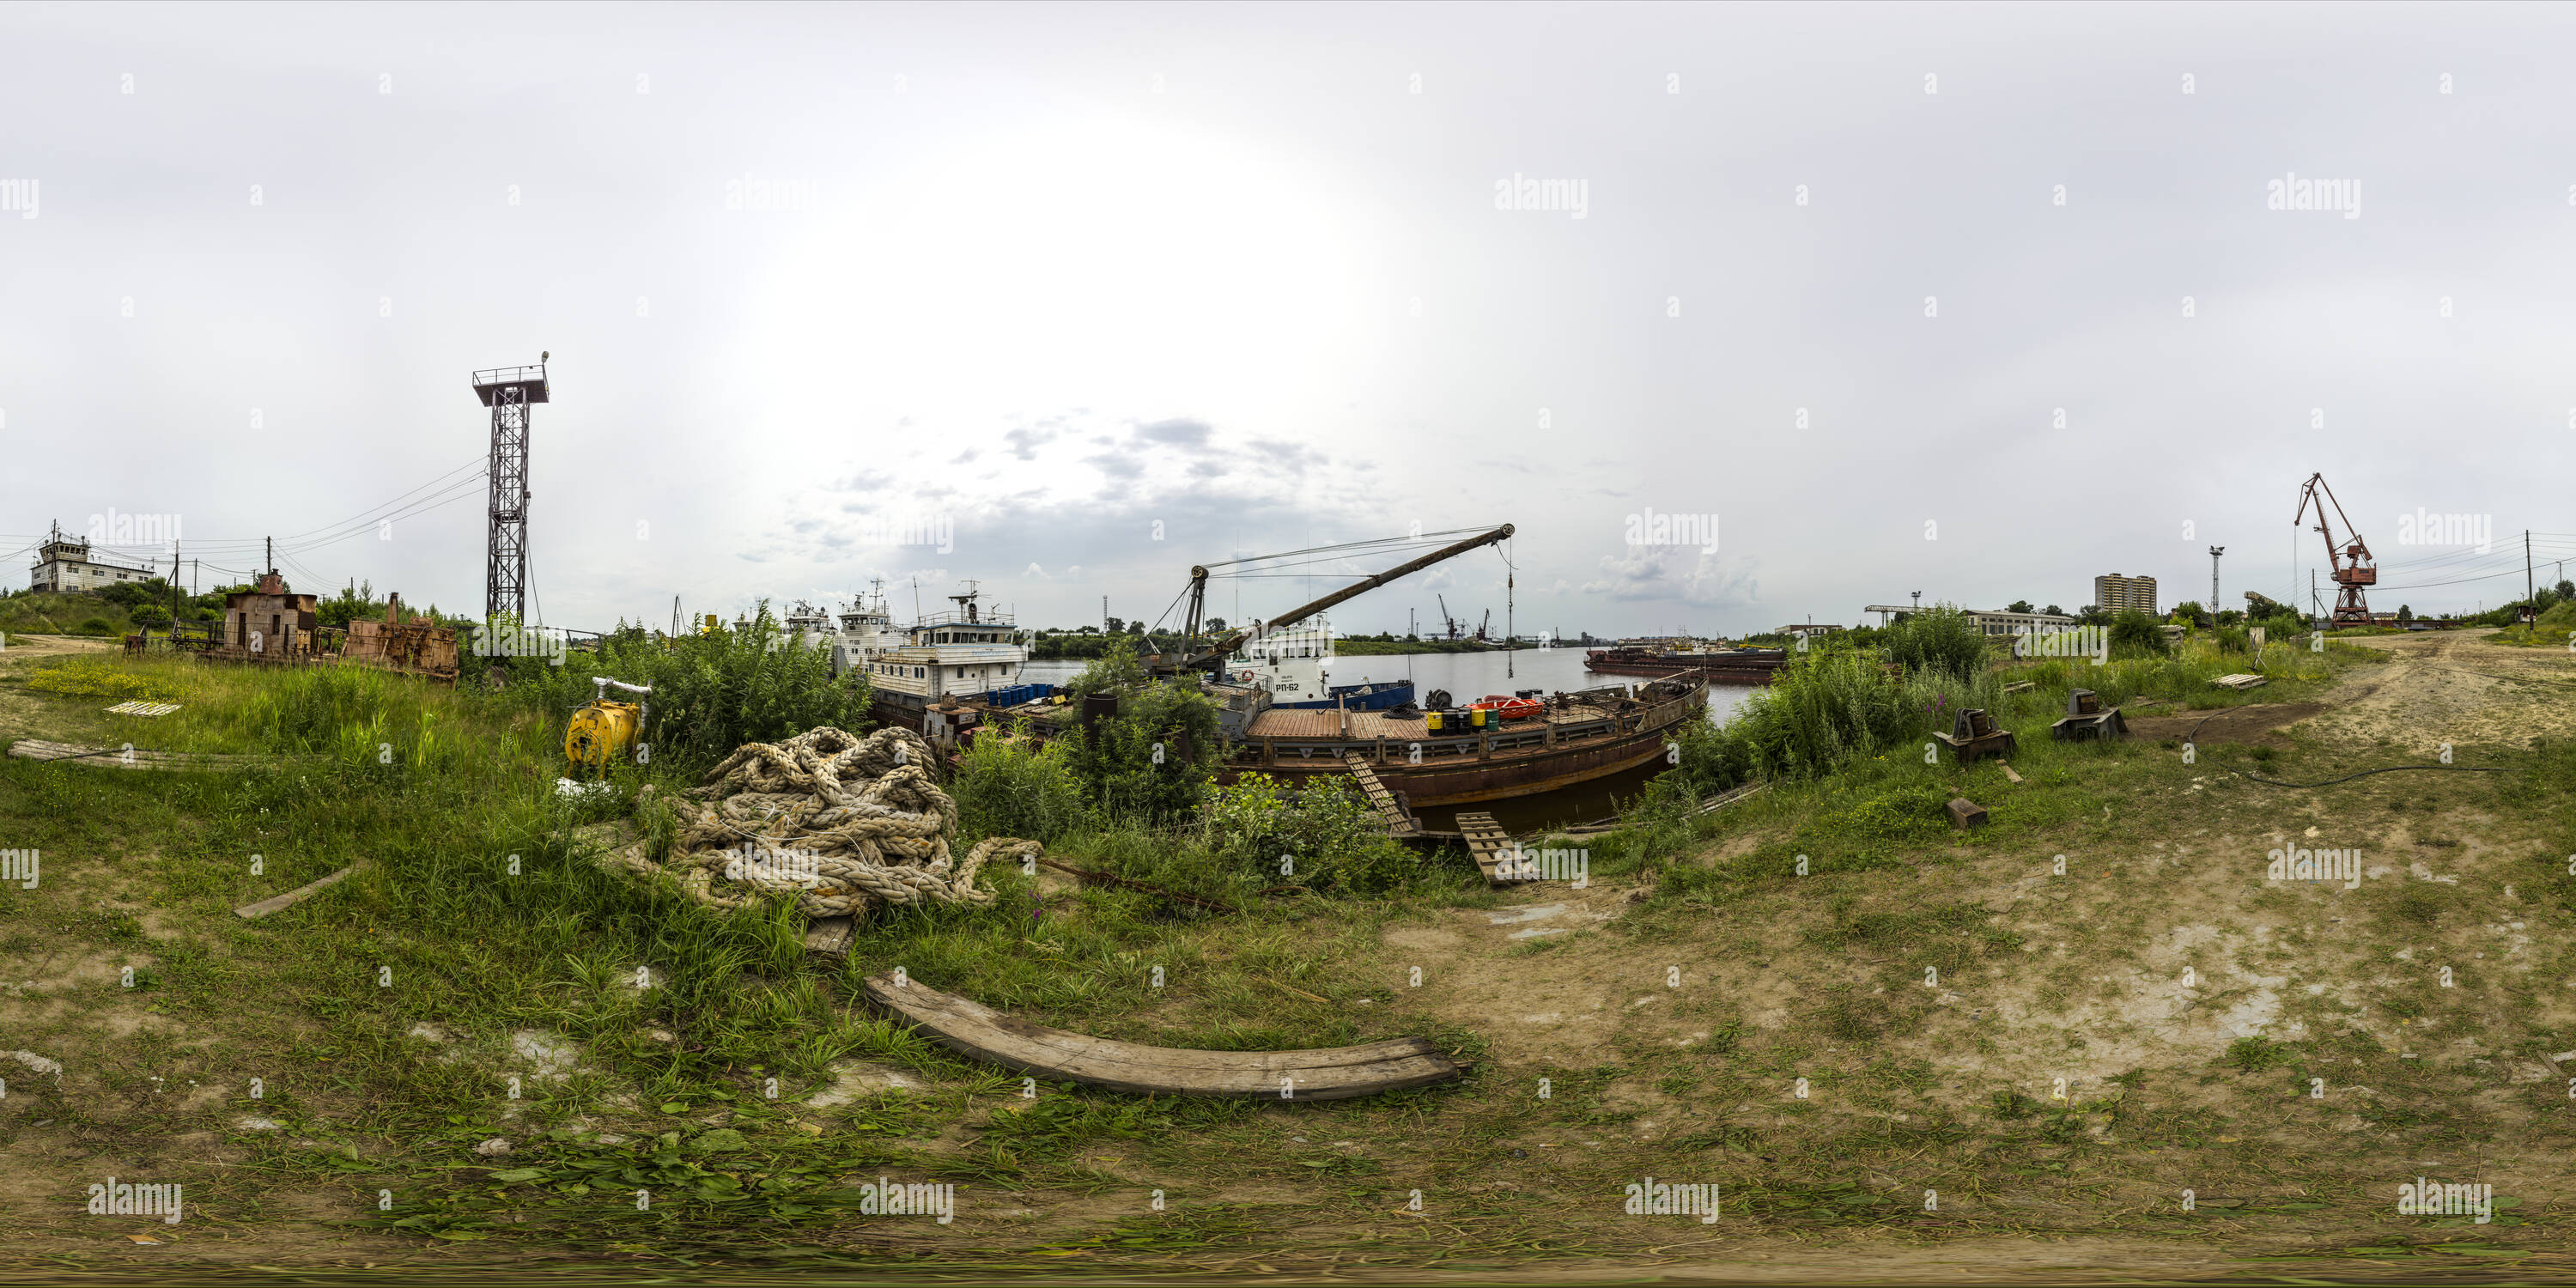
6, 739, 267, 772
1342, 754, 1420, 835
104, 701, 184, 717
1456, 810, 1520, 884
861, 972, 1465, 1099
2212, 673, 2269, 691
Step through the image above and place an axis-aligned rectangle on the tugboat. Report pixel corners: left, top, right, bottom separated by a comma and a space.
809, 582, 1030, 736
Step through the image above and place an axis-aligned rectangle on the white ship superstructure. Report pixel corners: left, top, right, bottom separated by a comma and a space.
1223, 617, 1334, 704
859, 585, 1027, 731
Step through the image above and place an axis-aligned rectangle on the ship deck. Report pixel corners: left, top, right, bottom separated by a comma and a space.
1243, 701, 1615, 742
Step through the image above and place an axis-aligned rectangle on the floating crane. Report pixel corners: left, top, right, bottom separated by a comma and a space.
2293, 472, 2377, 626
1163, 525, 1515, 676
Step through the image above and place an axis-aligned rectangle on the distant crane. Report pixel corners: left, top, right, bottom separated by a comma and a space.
1437, 593, 1460, 641
2294, 472, 2377, 626
1476, 609, 1492, 642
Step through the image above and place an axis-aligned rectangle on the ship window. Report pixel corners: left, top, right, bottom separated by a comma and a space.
914, 666, 925, 677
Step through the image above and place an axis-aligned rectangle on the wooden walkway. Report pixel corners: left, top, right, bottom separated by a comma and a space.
1343, 753, 1420, 836
861, 972, 1465, 1099
1456, 811, 1518, 884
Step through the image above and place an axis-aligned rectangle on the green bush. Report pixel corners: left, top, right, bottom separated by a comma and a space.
129, 603, 173, 629
951, 720, 1091, 844
1202, 771, 1414, 894
1063, 635, 1148, 698
70, 616, 118, 636
489, 600, 871, 775
1063, 678, 1220, 823
2108, 610, 2170, 659
1881, 604, 1988, 678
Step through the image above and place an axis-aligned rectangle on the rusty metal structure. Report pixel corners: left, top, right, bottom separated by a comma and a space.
1933, 708, 2018, 763
2294, 472, 2376, 626
473, 358, 548, 628
2050, 688, 2129, 742
342, 592, 461, 684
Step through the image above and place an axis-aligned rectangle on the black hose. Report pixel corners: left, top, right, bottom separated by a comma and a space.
2234, 764, 2509, 788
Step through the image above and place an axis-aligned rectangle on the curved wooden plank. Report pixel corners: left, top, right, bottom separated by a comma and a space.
862, 973, 1465, 1099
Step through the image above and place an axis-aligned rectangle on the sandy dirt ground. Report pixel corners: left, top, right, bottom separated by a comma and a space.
2302, 629, 2576, 755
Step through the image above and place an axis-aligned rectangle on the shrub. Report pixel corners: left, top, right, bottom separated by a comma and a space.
1881, 604, 1988, 678
70, 617, 119, 637
489, 599, 871, 774
2108, 610, 2170, 659
1062, 678, 1220, 823
1064, 635, 1148, 699
1202, 771, 1413, 894
951, 720, 1091, 844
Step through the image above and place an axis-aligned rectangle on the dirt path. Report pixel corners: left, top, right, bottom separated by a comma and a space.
2302, 629, 2576, 754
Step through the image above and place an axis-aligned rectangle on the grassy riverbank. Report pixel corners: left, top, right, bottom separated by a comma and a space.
3, 629, 2573, 1276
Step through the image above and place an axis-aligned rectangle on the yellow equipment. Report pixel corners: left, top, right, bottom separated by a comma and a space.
566, 676, 653, 771
702, 613, 722, 636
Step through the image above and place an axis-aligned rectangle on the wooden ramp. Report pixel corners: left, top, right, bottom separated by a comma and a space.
1343, 754, 1420, 836
1456, 811, 1519, 884
862, 973, 1464, 1100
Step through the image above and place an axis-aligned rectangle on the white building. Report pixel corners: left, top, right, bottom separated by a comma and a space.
1966, 608, 2079, 637
27, 525, 160, 593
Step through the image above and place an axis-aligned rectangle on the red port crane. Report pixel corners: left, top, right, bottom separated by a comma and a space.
2293, 472, 2377, 626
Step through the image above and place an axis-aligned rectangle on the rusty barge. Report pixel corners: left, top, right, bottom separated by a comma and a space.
1584, 645, 1783, 685
1217, 676, 1707, 807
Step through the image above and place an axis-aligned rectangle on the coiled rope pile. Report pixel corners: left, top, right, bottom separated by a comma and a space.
608, 726, 1035, 917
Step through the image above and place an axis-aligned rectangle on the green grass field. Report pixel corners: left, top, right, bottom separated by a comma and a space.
3, 631, 2573, 1276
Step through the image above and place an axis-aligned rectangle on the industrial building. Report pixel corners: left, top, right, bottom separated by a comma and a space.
2093, 573, 2158, 616
27, 523, 160, 593
204, 572, 322, 662
1966, 608, 2078, 636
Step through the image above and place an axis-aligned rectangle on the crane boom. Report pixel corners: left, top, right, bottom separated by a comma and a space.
1171, 523, 1515, 671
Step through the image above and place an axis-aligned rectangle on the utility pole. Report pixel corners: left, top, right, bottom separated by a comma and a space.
265, 535, 273, 578
2208, 546, 2224, 621
2525, 529, 2535, 604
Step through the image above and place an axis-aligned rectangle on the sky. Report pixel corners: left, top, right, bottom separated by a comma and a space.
6, 2, 2575, 637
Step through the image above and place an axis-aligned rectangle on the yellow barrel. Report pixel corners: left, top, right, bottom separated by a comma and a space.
1425, 711, 1442, 733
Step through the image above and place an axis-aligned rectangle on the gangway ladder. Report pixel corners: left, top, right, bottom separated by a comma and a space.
1343, 753, 1421, 837
1455, 811, 1518, 885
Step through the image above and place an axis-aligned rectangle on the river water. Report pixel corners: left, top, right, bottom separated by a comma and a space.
1014, 648, 1759, 832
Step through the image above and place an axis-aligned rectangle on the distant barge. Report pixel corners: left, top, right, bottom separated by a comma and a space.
1584, 646, 1784, 685
1218, 677, 1707, 808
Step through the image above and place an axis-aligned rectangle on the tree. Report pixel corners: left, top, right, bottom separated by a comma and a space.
1203, 617, 1227, 632
2558, 580, 2575, 602
1127, 621, 1145, 635
130, 603, 173, 629
2216, 609, 2244, 627
2172, 600, 2209, 629
2077, 604, 2110, 626
2042, 605, 2064, 617
2007, 599, 2034, 615
1103, 617, 1125, 635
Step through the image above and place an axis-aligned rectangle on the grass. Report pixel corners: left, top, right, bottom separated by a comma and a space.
1, 631, 2571, 1271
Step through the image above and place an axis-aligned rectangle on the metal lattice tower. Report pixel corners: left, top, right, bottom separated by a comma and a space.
472, 357, 549, 625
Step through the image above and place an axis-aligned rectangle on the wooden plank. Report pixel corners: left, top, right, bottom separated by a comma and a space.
234, 860, 366, 920
862, 973, 1465, 1099
1999, 763, 2026, 785
1455, 810, 1516, 884
105, 701, 184, 716
7, 739, 265, 772
803, 915, 857, 957
1343, 754, 1419, 835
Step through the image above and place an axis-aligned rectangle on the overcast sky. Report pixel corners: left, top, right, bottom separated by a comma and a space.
6, 2, 2573, 636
